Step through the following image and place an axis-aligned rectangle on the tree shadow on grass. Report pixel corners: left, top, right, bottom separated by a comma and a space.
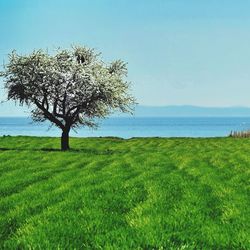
0, 147, 126, 155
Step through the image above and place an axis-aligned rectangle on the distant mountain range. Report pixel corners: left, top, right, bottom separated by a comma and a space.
1, 103, 250, 117
129, 105, 250, 117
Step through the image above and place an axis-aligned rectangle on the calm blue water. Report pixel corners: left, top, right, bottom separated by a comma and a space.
1, 117, 250, 138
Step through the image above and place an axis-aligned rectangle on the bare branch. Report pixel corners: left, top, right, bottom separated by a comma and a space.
34, 99, 64, 130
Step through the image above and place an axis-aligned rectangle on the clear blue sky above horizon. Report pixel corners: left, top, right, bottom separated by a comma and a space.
1, 0, 250, 116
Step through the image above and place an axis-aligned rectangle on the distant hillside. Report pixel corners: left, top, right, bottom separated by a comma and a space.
130, 105, 250, 117
1, 102, 250, 117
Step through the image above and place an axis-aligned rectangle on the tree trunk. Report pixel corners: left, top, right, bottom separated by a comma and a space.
61, 129, 70, 151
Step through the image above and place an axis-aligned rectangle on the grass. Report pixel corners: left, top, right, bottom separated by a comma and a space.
0, 136, 249, 249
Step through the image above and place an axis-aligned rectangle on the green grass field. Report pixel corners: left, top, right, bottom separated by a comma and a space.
0, 136, 249, 249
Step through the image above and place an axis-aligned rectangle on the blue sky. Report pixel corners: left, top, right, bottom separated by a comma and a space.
1, 0, 250, 115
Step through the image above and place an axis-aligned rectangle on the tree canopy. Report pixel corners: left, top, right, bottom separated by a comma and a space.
1, 46, 136, 150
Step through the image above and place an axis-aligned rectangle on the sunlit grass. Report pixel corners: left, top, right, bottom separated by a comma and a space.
0, 136, 249, 249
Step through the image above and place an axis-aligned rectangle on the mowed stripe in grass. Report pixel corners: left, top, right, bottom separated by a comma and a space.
0, 136, 249, 249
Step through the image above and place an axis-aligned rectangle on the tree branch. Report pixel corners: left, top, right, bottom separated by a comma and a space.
34, 99, 64, 130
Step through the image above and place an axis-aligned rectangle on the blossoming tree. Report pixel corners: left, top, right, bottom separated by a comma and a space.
1, 46, 135, 150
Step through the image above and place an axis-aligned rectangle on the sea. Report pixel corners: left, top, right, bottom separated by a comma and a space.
1, 117, 250, 138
